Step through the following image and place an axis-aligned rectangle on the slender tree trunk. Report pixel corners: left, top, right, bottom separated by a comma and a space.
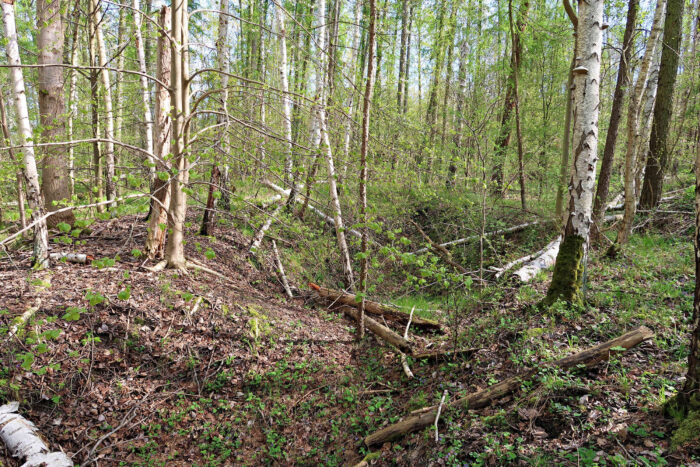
200, 0, 231, 233
316, 0, 355, 289
165, 0, 190, 269
1, 1, 49, 268
67, 6, 80, 199
403, 5, 413, 114
491, 0, 530, 195
37, 0, 75, 228
677, 99, 700, 416
340, 0, 362, 182
543, 0, 604, 306
509, 0, 526, 210
145, 6, 172, 259
115, 6, 125, 144
133, 0, 155, 176
618, 0, 666, 245
590, 0, 638, 240
87, 13, 104, 214
554, 45, 575, 220
358, 0, 377, 339
397, 0, 409, 110
276, 3, 293, 183
639, 0, 685, 209
91, 0, 117, 206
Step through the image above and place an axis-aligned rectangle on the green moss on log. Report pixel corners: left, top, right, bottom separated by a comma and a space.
542, 234, 585, 307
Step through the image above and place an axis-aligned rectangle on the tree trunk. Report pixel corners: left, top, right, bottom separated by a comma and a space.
340, 0, 362, 182
145, 6, 172, 260
617, 0, 666, 245
315, 0, 355, 289
133, 0, 155, 177
639, 0, 685, 209
276, 4, 293, 184
37, 0, 75, 228
165, 0, 190, 270
543, 0, 605, 306
87, 8, 104, 214
91, 0, 117, 206
490, 0, 530, 195
397, 0, 409, 110
67, 6, 79, 199
358, 0, 377, 338
509, 0, 526, 210
200, 0, 231, 233
591, 0, 638, 239
676, 95, 700, 416
554, 50, 575, 223
1, 0, 50, 268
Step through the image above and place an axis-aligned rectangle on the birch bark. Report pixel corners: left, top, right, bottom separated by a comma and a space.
617, 0, 665, 245
1, 0, 50, 268
544, 0, 605, 306
90, 0, 117, 206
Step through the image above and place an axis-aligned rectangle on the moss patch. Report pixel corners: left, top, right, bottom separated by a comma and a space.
670, 410, 700, 451
541, 234, 585, 307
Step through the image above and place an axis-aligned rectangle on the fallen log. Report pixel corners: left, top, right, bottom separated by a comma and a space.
272, 240, 293, 298
9, 299, 41, 337
262, 180, 363, 239
364, 326, 654, 447
511, 236, 561, 282
499, 214, 622, 283
49, 252, 93, 264
309, 283, 443, 332
410, 220, 541, 255
0, 401, 73, 466
335, 305, 413, 354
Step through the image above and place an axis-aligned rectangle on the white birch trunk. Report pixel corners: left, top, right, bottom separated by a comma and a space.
1, 1, 49, 268
67, 23, 79, 198
275, 4, 293, 183
618, 0, 666, 244
0, 402, 72, 467
544, 0, 605, 305
91, 0, 117, 205
340, 0, 363, 181
315, 0, 355, 289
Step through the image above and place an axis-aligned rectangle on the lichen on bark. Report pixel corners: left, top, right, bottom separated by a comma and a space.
542, 234, 585, 306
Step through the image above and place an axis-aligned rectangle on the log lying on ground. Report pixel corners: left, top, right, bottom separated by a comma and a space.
410, 220, 542, 255
0, 402, 73, 466
499, 214, 622, 283
364, 326, 654, 447
262, 180, 363, 239
510, 236, 561, 282
49, 252, 93, 264
334, 305, 413, 354
309, 283, 443, 332
9, 299, 41, 337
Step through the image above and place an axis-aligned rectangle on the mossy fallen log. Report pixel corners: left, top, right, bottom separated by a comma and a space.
364, 326, 654, 447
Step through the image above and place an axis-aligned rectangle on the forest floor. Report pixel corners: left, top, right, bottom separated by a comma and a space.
1, 209, 699, 465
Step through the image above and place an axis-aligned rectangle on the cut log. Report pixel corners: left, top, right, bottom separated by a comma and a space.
364, 326, 654, 446
49, 252, 93, 264
334, 305, 413, 354
309, 283, 443, 332
0, 402, 73, 466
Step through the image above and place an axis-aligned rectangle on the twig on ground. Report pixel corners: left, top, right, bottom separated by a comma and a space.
435, 390, 448, 443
